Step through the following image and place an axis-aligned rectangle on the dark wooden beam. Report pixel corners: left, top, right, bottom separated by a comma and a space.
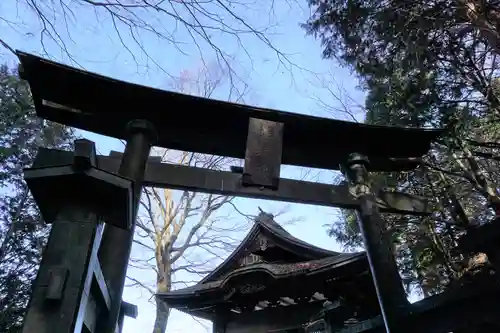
17, 51, 444, 172
121, 302, 138, 319
115, 302, 138, 333
33, 148, 431, 215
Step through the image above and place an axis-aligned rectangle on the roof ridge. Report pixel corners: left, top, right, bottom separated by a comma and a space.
255, 212, 339, 257
255, 211, 290, 233
199, 211, 341, 284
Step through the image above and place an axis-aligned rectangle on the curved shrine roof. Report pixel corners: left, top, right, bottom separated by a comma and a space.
159, 252, 365, 299
200, 212, 343, 283
157, 212, 369, 317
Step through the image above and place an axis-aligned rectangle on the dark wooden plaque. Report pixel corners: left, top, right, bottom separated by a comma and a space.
243, 118, 284, 189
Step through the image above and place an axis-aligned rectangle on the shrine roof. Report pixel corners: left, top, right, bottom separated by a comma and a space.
200, 212, 342, 283
157, 252, 372, 321
156, 213, 371, 320
17, 51, 444, 172
159, 252, 364, 299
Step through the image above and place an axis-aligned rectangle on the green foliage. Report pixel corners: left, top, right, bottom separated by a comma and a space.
305, 0, 500, 295
305, 0, 500, 124
0, 64, 75, 332
327, 209, 362, 251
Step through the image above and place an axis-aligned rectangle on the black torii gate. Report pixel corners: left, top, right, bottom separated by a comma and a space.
16, 51, 496, 333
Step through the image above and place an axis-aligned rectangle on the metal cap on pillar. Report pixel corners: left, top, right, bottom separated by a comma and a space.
344, 153, 371, 193
347, 152, 370, 167
125, 119, 158, 142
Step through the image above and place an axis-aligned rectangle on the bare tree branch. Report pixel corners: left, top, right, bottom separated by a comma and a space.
126, 276, 155, 295
4, 0, 309, 91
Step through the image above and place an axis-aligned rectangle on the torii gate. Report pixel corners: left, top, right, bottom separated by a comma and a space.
16, 51, 495, 333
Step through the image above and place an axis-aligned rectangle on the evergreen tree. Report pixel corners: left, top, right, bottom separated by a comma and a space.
0, 64, 75, 332
304, 0, 500, 295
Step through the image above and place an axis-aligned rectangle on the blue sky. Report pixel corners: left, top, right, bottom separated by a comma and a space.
1, 1, 369, 332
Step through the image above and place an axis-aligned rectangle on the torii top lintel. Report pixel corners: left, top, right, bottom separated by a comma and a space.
17, 51, 444, 172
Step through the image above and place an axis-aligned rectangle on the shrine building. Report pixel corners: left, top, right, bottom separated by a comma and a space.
158, 212, 381, 333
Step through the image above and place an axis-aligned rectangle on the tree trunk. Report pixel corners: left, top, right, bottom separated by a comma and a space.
153, 260, 172, 333
152, 298, 171, 333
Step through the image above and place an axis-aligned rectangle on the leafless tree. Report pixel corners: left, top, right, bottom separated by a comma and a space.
131, 154, 247, 333
1, 0, 300, 83
125, 63, 253, 333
